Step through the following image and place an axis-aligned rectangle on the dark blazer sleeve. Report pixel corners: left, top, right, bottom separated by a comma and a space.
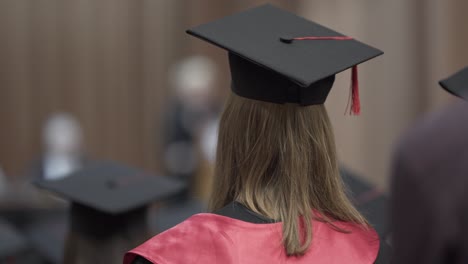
391, 147, 428, 264
390, 142, 458, 264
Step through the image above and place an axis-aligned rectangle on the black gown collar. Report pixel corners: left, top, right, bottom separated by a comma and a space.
214, 201, 278, 224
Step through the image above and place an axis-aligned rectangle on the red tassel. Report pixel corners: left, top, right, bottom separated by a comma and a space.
351, 66, 360, 115
293, 36, 353, 41
282, 35, 360, 114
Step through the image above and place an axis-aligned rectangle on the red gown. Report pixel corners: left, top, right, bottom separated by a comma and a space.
124, 212, 380, 264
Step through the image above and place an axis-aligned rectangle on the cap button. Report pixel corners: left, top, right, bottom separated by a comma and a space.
280, 36, 294, 44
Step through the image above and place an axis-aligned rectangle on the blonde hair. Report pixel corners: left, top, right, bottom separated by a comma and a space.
209, 92, 368, 256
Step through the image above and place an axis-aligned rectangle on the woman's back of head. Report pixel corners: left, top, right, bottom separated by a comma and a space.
210, 93, 367, 255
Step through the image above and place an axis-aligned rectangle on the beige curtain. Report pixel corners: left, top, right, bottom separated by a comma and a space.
300, 0, 468, 188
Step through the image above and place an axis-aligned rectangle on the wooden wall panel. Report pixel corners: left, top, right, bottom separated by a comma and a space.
0, 0, 182, 176
0, 0, 36, 176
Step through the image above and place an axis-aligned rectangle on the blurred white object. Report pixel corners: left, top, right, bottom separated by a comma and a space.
169, 55, 218, 109
42, 113, 83, 180
43, 113, 83, 156
43, 156, 80, 181
200, 118, 219, 164
165, 55, 219, 178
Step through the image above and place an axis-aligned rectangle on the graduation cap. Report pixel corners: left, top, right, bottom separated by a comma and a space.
187, 4, 383, 114
34, 161, 186, 239
439, 66, 468, 100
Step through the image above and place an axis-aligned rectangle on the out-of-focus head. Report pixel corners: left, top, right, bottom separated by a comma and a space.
169, 55, 218, 108
42, 113, 83, 156
210, 92, 367, 255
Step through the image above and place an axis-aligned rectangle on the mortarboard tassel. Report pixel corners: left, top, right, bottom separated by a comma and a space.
292, 36, 353, 41
280, 35, 359, 114
351, 65, 360, 115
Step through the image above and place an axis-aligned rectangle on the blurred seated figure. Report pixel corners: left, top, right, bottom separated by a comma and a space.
33, 161, 185, 264
391, 66, 468, 264
39, 113, 85, 181
0, 113, 85, 213
150, 56, 219, 231
3, 113, 85, 242
164, 55, 219, 186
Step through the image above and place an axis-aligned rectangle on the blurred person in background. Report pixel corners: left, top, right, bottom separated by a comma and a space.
164, 55, 220, 185
391, 66, 468, 264
0, 115, 87, 263
0, 117, 72, 263
153, 55, 220, 231
125, 5, 389, 264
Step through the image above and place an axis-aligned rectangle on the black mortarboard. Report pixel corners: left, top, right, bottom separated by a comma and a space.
34, 161, 185, 238
439, 66, 468, 100
187, 4, 383, 113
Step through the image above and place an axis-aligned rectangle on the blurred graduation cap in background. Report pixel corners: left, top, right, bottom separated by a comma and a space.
439, 66, 468, 100
35, 161, 186, 217
30, 161, 186, 263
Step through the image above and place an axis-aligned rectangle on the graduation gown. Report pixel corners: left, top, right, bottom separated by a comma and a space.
125, 202, 386, 264
391, 101, 468, 264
